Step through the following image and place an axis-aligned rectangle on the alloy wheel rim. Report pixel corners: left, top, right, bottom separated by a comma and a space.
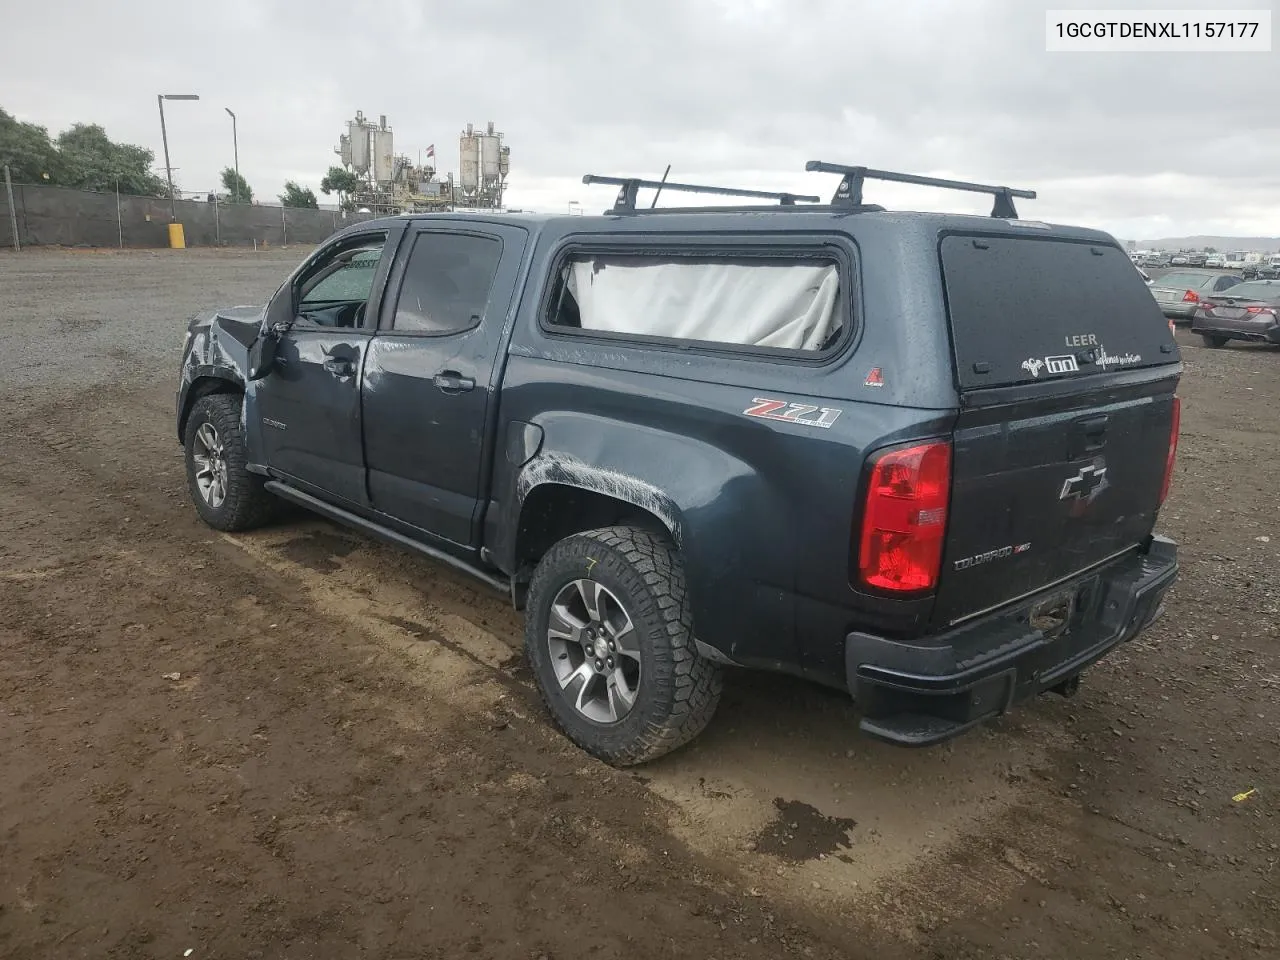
546, 578, 642, 724
192, 422, 229, 508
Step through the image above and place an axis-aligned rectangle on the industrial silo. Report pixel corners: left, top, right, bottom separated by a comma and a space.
459, 123, 480, 197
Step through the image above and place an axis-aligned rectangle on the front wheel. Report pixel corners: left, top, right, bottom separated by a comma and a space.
524, 525, 724, 766
183, 393, 279, 531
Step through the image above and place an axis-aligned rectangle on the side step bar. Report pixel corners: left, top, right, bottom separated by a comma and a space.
264, 480, 509, 594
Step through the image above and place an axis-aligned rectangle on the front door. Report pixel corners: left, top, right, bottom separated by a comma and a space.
362, 223, 528, 545
255, 229, 397, 507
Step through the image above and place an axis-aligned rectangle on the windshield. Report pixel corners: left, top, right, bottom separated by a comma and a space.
1213, 280, 1280, 300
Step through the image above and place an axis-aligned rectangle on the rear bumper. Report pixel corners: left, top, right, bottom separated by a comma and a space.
845, 535, 1178, 747
1190, 317, 1280, 343
1158, 301, 1197, 321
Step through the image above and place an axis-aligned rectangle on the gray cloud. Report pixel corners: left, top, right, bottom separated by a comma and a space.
4, 0, 1277, 239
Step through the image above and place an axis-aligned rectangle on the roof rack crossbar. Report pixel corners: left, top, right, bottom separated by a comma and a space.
805, 161, 1036, 218
582, 174, 820, 213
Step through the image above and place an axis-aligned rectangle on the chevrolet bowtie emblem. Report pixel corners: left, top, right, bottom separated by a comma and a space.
1060, 464, 1107, 501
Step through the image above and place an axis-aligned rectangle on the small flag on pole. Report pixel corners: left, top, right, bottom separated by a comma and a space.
425, 144, 435, 158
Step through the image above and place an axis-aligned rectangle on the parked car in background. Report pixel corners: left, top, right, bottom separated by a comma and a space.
1136, 267, 1175, 334
1191, 279, 1280, 347
1223, 253, 1248, 271
1186, 253, 1207, 267
1150, 269, 1244, 322
1171, 254, 1189, 266
1257, 259, 1280, 280
1205, 255, 1225, 268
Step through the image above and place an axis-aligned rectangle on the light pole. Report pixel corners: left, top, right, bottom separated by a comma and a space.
157, 93, 199, 221
225, 107, 239, 203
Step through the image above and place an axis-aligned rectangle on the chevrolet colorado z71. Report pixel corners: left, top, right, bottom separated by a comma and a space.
176, 163, 1182, 765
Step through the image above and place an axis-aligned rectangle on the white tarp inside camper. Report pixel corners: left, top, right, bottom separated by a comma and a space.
565, 258, 841, 351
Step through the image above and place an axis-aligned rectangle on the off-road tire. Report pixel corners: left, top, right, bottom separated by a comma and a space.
183, 393, 279, 532
1201, 333, 1229, 349
525, 525, 724, 766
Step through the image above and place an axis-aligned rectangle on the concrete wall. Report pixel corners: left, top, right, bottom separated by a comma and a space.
0, 183, 374, 249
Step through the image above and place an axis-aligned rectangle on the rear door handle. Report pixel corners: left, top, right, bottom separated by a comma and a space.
433, 371, 475, 394
323, 356, 355, 378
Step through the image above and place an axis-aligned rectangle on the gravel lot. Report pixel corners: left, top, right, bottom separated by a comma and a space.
1, 249, 1276, 959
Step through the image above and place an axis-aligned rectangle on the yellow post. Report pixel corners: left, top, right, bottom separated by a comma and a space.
168, 223, 186, 249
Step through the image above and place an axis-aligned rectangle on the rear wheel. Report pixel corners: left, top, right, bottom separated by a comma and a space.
183, 393, 279, 531
1201, 333, 1229, 349
524, 525, 723, 766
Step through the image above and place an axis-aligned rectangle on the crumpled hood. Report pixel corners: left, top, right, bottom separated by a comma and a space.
189, 303, 265, 327
187, 304, 266, 348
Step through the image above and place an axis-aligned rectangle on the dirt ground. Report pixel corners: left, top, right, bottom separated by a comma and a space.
1, 249, 1276, 960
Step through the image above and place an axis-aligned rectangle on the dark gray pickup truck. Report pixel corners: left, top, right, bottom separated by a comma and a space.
176, 163, 1182, 765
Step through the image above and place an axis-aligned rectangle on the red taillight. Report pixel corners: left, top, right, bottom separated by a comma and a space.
1182, 289, 1200, 303
857, 441, 952, 593
1246, 306, 1276, 316
1159, 397, 1181, 506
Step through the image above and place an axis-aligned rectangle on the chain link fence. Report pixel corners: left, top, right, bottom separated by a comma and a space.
0, 178, 375, 250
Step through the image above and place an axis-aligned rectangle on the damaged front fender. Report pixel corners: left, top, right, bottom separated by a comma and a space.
176, 305, 265, 441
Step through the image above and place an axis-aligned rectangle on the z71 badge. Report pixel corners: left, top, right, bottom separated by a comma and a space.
743, 397, 842, 429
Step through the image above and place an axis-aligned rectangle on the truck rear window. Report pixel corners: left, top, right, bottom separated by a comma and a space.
940, 234, 1176, 390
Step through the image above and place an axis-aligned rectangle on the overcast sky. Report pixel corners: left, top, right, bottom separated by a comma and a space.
3, 0, 1277, 241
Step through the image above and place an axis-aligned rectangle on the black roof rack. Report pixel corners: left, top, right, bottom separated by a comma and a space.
805, 161, 1036, 219
582, 174, 821, 214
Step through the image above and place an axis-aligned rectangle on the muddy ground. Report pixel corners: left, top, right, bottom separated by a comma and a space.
1, 249, 1276, 960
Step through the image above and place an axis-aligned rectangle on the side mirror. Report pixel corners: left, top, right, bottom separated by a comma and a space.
247, 321, 290, 381
247, 334, 277, 381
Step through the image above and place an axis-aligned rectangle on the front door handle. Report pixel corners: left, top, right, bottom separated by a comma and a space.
433, 371, 475, 394
323, 356, 355, 378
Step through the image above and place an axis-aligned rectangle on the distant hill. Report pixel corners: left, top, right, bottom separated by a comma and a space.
1136, 236, 1280, 252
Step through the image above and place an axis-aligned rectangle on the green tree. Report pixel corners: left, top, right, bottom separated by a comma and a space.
280, 180, 318, 208
320, 165, 362, 211
55, 123, 166, 196
220, 167, 253, 203
0, 107, 60, 184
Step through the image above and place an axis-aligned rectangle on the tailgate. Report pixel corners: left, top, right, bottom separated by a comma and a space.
934, 233, 1181, 626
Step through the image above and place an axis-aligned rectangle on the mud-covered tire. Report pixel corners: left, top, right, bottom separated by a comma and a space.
525, 525, 724, 767
183, 393, 279, 532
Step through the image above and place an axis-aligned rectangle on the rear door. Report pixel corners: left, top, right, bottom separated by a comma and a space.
361, 222, 528, 546
934, 234, 1181, 626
